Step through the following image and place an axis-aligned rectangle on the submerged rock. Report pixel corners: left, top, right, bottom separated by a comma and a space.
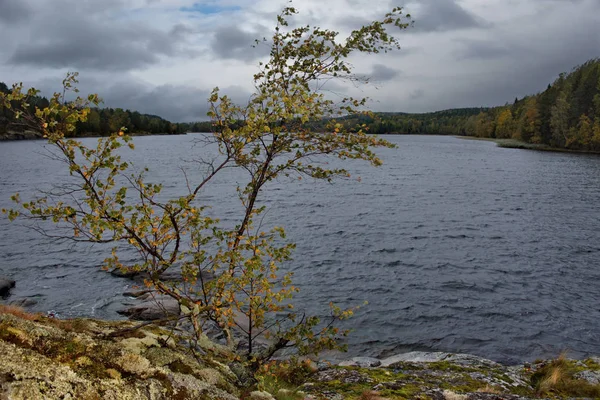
8, 298, 38, 308
0, 278, 15, 298
380, 351, 501, 368
339, 357, 382, 368
117, 295, 180, 321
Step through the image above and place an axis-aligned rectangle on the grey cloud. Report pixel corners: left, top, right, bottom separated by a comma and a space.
338, 0, 483, 34
409, 88, 425, 100
370, 64, 401, 81
28, 75, 252, 122
0, 0, 32, 24
7, 2, 197, 71
407, 0, 486, 32
210, 25, 271, 62
100, 81, 251, 122
454, 39, 512, 60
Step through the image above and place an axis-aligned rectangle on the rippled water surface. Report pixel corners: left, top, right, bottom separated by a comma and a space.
1, 135, 600, 363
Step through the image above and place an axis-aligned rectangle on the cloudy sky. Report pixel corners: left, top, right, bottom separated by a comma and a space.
0, 0, 598, 122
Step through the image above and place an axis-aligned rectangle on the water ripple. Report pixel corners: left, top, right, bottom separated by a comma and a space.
1, 135, 600, 363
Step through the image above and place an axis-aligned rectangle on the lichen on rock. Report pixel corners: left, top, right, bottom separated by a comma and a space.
0, 308, 241, 399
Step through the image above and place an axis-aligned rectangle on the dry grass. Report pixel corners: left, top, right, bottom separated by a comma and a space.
0, 304, 41, 320
359, 390, 391, 400
442, 390, 467, 400
531, 351, 600, 397
475, 384, 502, 394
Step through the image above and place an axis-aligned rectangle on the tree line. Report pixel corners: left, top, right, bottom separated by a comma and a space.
4, 58, 599, 149
357, 58, 600, 151
0, 82, 185, 137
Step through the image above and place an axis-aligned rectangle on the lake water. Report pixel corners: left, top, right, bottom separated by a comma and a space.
1, 134, 599, 364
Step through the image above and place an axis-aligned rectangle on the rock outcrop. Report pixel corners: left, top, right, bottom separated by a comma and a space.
300, 352, 600, 399
1, 306, 599, 399
0, 307, 240, 399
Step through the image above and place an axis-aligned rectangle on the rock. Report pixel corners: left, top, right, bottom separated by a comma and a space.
314, 368, 373, 384
9, 298, 38, 308
0, 311, 241, 400
117, 295, 180, 321
574, 369, 600, 385
380, 351, 500, 368
303, 352, 540, 400
228, 361, 257, 388
110, 268, 139, 278
339, 357, 382, 368
380, 351, 450, 366
120, 269, 216, 284
249, 390, 276, 400
0, 278, 16, 297
122, 290, 152, 298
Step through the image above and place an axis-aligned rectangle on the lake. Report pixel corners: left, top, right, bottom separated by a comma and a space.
1, 134, 599, 364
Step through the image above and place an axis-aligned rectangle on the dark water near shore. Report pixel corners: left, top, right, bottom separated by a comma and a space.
1, 135, 600, 364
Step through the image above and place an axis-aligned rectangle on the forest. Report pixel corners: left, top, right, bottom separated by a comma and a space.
0, 82, 185, 137
2, 58, 600, 151
358, 58, 600, 151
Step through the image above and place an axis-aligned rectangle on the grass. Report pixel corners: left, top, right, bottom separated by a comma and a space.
0, 304, 41, 320
530, 352, 600, 397
253, 359, 316, 400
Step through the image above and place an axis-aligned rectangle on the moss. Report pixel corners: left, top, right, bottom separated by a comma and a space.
584, 358, 600, 371
426, 361, 474, 373
168, 359, 196, 375
363, 367, 402, 382
145, 346, 184, 367
375, 383, 423, 399
437, 375, 485, 393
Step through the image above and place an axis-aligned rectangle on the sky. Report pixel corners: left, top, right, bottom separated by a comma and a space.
0, 0, 598, 122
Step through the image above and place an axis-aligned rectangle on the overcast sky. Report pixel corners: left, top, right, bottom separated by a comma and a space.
0, 0, 598, 122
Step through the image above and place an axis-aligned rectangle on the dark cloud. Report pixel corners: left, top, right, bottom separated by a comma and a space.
407, 0, 486, 32
369, 64, 401, 81
210, 25, 270, 61
338, 0, 484, 34
357, 64, 401, 83
409, 88, 425, 100
7, 2, 197, 71
0, 0, 32, 24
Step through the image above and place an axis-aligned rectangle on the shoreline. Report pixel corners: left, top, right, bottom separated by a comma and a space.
0, 131, 187, 142
455, 135, 600, 155
1, 308, 599, 399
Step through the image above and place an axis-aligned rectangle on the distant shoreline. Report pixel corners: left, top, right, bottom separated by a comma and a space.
455, 136, 600, 155
0, 131, 186, 142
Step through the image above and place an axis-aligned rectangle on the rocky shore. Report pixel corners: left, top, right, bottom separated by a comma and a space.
0, 131, 42, 141
1, 305, 600, 399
